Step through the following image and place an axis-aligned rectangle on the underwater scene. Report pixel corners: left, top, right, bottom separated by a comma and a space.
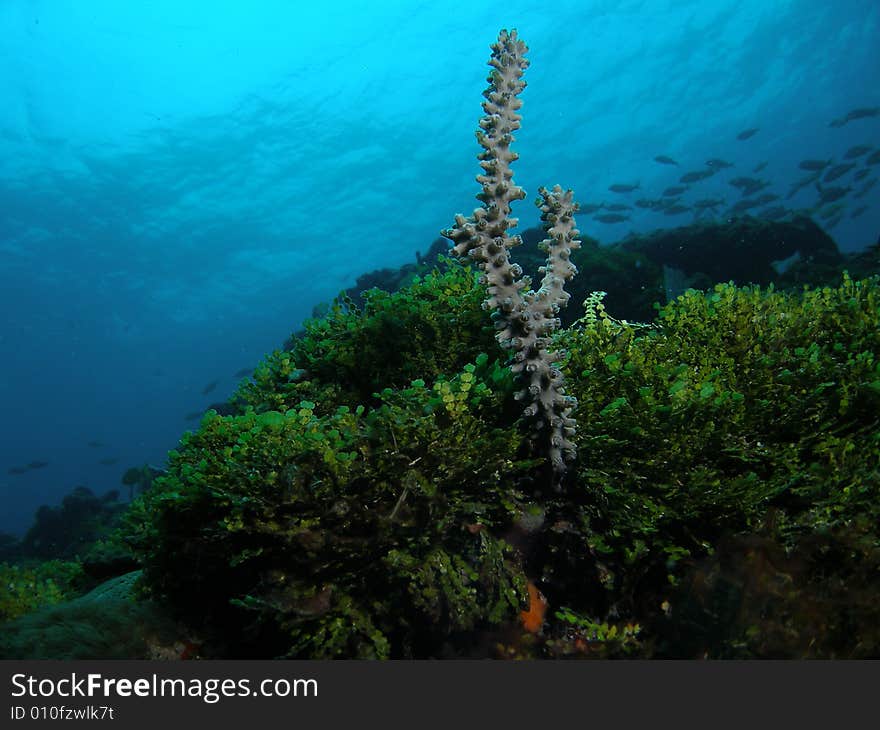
1, 0, 878, 660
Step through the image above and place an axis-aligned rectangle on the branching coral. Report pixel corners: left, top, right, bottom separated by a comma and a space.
443, 29, 580, 479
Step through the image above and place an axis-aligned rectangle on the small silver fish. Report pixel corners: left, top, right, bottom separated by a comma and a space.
663, 186, 688, 197
798, 159, 830, 171
680, 170, 714, 184
830, 107, 880, 127
816, 184, 851, 204
824, 163, 856, 183
844, 145, 873, 159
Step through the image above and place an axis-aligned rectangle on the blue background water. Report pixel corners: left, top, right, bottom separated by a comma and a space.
1, 0, 878, 536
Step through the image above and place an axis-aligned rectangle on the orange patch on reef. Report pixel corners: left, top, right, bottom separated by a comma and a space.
520, 581, 548, 634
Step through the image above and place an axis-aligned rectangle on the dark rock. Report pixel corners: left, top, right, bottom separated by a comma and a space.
619, 215, 841, 286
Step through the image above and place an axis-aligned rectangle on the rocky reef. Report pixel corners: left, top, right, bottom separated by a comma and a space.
3, 30, 880, 661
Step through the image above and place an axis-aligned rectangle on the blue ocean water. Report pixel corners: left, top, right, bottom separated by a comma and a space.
0, 0, 877, 536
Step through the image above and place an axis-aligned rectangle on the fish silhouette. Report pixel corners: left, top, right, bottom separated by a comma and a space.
654, 155, 679, 166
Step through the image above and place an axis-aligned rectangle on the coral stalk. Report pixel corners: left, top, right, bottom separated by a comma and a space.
442, 29, 580, 478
